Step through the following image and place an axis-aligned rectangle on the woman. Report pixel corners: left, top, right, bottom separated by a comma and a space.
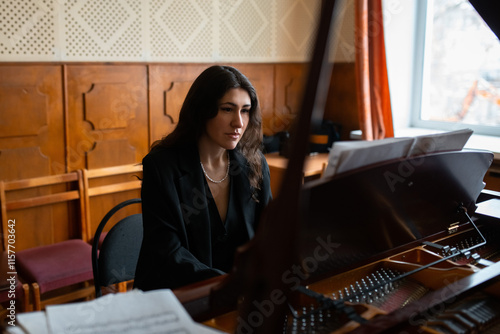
134, 65, 272, 291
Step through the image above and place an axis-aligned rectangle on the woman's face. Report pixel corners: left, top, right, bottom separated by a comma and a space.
202, 88, 251, 151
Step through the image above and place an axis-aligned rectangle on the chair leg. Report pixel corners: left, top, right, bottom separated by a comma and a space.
32, 282, 41, 311
117, 281, 127, 293
83, 281, 93, 301
21, 283, 30, 312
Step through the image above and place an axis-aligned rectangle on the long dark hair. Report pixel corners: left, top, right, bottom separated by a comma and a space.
153, 65, 264, 191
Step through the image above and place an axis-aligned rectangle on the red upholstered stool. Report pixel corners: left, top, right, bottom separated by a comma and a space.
16, 239, 94, 310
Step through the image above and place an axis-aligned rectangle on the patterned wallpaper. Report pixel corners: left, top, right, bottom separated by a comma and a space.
0, 0, 354, 62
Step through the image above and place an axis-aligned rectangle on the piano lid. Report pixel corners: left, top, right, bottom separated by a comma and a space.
469, 0, 500, 41
298, 149, 493, 280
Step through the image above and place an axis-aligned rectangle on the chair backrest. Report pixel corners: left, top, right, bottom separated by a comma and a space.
92, 198, 142, 297
0, 171, 86, 251
82, 164, 142, 243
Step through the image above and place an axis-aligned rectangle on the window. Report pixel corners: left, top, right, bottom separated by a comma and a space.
413, 0, 500, 137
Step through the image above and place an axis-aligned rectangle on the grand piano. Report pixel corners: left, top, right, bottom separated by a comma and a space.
174, 1, 500, 333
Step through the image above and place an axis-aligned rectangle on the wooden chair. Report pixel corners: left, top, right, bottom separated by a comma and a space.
82, 164, 142, 293
0, 171, 94, 311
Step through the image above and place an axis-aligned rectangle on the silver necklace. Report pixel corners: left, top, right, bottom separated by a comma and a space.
200, 151, 230, 183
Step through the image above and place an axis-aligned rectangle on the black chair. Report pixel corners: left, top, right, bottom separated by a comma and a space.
92, 198, 143, 297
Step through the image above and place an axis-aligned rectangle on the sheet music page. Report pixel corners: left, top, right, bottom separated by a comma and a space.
322, 129, 474, 178
44, 289, 226, 334
407, 128, 473, 156
3, 326, 29, 334
12, 311, 50, 334
476, 198, 500, 219
322, 137, 414, 177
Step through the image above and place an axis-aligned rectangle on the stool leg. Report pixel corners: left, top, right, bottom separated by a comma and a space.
32, 283, 41, 311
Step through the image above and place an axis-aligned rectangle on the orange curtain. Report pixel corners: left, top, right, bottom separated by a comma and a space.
355, 0, 394, 140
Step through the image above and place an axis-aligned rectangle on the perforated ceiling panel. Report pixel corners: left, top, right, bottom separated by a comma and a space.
0, 0, 354, 62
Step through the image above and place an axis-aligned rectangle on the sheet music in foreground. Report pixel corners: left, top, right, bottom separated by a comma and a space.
322, 128, 473, 178
48, 289, 224, 334
11, 289, 226, 334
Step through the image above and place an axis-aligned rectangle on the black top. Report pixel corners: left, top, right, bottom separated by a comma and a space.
134, 144, 272, 291
207, 176, 249, 272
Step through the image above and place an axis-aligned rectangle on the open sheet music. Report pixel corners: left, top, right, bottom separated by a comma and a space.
322, 129, 474, 177
7, 289, 226, 334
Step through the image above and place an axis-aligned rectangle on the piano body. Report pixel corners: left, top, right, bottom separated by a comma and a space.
176, 150, 500, 334
174, 1, 500, 333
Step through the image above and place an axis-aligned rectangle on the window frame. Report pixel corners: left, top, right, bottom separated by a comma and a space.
410, 0, 500, 137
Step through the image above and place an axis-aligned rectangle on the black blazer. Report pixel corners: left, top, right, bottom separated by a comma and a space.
134, 144, 272, 291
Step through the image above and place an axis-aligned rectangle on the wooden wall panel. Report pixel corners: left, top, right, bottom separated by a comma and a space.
0, 62, 356, 177
324, 62, 359, 140
148, 63, 275, 143
272, 63, 308, 135
86, 139, 137, 170
0, 86, 47, 136
229, 64, 275, 136
0, 65, 65, 180
149, 64, 210, 144
66, 65, 149, 170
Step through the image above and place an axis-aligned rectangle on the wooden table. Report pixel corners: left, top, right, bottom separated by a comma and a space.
264, 152, 329, 198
